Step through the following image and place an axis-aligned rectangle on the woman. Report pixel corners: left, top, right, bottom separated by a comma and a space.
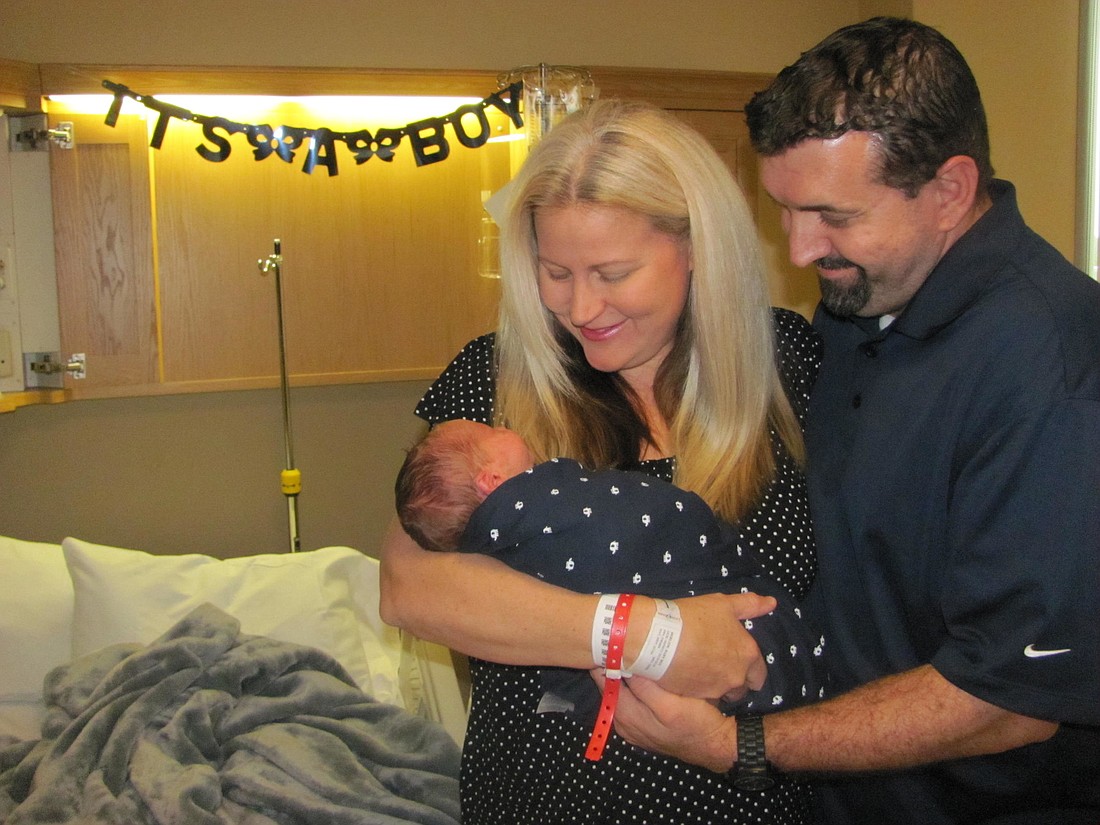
381, 99, 821, 823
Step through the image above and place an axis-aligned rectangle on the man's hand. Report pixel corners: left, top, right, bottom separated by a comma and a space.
654, 592, 777, 700
593, 671, 737, 773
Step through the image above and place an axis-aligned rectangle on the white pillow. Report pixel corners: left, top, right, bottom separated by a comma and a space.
62, 537, 402, 706
0, 537, 74, 740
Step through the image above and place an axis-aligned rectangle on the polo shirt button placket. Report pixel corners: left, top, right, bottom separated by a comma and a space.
853, 340, 880, 408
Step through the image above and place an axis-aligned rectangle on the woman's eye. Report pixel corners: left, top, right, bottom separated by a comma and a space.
598, 270, 631, 283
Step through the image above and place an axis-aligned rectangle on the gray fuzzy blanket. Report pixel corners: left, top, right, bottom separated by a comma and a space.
0, 603, 461, 824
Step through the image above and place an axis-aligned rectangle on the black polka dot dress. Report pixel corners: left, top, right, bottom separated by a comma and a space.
415, 309, 823, 825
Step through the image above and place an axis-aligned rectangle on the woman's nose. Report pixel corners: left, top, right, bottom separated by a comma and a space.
568, 277, 604, 326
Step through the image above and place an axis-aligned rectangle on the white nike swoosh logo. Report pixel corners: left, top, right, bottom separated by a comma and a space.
1023, 644, 1071, 658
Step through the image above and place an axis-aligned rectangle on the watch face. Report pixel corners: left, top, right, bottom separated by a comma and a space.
733, 771, 776, 792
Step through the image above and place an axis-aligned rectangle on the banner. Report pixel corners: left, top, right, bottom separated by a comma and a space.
101, 79, 524, 176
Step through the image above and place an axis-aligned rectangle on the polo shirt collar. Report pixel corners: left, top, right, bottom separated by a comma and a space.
889, 179, 1022, 341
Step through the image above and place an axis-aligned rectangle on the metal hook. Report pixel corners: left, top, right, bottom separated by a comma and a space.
258, 238, 283, 275
258, 254, 282, 274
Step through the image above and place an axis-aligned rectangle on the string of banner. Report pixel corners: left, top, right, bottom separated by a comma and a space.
100, 78, 525, 176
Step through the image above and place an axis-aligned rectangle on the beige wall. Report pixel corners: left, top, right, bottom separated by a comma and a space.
0, 0, 855, 73
0, 0, 1083, 557
915, 0, 1081, 260
0, 381, 432, 556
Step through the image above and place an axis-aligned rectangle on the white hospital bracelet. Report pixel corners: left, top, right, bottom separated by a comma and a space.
591, 593, 621, 667
626, 599, 683, 679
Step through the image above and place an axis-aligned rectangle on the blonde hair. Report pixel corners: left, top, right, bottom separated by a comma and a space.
495, 99, 803, 521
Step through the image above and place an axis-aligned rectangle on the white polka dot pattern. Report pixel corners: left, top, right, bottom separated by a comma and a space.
415, 308, 823, 824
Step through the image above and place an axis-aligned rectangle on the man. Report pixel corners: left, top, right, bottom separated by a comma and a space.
606, 16, 1100, 824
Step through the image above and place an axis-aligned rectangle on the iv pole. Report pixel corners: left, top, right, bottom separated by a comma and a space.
258, 239, 302, 552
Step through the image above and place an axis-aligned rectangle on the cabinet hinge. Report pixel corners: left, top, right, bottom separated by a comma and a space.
8, 115, 75, 152
24, 351, 85, 387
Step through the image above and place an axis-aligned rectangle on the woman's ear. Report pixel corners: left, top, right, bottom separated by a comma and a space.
932, 155, 981, 233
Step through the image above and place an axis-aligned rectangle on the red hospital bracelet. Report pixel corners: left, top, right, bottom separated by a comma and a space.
585, 593, 635, 761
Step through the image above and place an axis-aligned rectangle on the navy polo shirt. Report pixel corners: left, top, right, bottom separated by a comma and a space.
804, 181, 1100, 823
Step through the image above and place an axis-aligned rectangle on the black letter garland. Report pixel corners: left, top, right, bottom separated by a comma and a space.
101, 79, 524, 176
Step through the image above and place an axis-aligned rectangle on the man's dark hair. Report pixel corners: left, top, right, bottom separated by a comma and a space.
745, 16, 993, 197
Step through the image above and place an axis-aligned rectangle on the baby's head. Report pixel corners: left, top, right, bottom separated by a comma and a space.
395, 420, 534, 552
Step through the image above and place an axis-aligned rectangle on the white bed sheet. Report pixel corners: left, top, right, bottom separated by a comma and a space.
0, 535, 466, 744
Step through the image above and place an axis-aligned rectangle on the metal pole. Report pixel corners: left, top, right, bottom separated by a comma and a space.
539, 62, 551, 141
258, 239, 301, 552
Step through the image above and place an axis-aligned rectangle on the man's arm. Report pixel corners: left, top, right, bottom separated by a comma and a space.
608, 663, 1058, 774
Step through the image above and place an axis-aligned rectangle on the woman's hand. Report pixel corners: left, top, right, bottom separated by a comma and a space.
651, 592, 777, 700
592, 671, 738, 773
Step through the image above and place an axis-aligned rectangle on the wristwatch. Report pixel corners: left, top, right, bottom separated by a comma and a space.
731, 714, 775, 791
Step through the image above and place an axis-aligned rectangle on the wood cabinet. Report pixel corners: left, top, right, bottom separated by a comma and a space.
48, 98, 510, 398
0, 58, 41, 110
30, 65, 813, 401
51, 112, 158, 392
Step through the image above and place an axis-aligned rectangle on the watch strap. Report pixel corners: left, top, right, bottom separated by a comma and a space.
731, 713, 775, 791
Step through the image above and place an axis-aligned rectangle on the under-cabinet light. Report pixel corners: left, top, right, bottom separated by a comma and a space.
46, 94, 484, 125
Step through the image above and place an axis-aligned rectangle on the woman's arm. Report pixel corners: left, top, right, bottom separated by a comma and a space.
379, 517, 596, 667
379, 518, 777, 698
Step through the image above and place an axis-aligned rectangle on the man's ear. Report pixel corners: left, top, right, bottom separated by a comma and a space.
931, 155, 981, 233
474, 468, 504, 498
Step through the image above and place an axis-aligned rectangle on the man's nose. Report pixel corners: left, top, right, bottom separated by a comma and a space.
786, 214, 831, 269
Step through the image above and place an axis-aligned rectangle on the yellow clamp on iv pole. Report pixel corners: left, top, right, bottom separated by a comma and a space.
281, 468, 302, 496
259, 239, 302, 553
